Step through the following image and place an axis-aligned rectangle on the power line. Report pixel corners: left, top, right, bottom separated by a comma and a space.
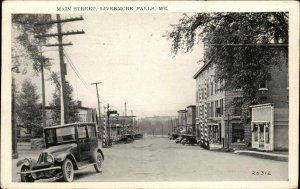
63, 50, 91, 90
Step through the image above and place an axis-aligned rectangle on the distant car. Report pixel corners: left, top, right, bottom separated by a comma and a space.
175, 136, 183, 143
17, 123, 104, 182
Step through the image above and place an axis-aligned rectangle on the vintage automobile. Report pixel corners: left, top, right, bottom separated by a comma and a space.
17, 122, 104, 182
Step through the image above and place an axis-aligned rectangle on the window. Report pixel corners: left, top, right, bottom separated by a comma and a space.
215, 100, 219, 117
77, 125, 87, 139
232, 123, 244, 143
196, 91, 199, 103
259, 80, 268, 90
220, 99, 224, 116
211, 102, 214, 117
211, 82, 214, 96
220, 79, 224, 92
207, 103, 211, 117
215, 81, 218, 94
56, 127, 76, 142
207, 84, 209, 97
87, 125, 96, 138
233, 97, 242, 116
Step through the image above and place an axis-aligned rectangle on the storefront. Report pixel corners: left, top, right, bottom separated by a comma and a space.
250, 104, 274, 151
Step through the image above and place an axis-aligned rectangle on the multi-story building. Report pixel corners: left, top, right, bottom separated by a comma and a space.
250, 52, 288, 151
194, 50, 288, 151
193, 60, 248, 149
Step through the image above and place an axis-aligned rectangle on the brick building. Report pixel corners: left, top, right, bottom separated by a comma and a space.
193, 60, 249, 149
250, 52, 288, 151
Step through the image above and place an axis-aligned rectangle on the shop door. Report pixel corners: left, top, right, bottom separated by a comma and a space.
259, 124, 265, 148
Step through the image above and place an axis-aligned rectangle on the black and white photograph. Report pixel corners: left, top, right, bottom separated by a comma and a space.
1, 1, 299, 189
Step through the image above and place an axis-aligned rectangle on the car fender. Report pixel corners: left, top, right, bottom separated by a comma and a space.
17, 158, 36, 167
92, 148, 104, 161
55, 153, 79, 170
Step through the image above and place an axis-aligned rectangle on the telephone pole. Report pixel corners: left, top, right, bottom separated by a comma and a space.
91, 82, 102, 127
34, 14, 84, 124
33, 55, 53, 128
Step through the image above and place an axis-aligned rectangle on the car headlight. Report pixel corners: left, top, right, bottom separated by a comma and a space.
24, 158, 30, 166
46, 154, 54, 163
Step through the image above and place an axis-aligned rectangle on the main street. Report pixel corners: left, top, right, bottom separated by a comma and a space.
12, 136, 288, 182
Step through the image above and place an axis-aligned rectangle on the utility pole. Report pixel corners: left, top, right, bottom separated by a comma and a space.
41, 60, 46, 127
107, 104, 111, 147
12, 78, 18, 159
91, 82, 102, 135
34, 14, 84, 124
125, 102, 127, 116
33, 55, 53, 128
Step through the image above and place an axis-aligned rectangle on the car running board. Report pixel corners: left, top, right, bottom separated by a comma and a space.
77, 163, 96, 170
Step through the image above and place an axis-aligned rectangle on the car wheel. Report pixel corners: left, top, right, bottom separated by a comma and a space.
62, 158, 74, 182
94, 152, 103, 173
20, 165, 34, 182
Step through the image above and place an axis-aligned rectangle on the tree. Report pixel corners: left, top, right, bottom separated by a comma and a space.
166, 12, 288, 119
16, 79, 43, 137
12, 14, 53, 74
49, 72, 79, 124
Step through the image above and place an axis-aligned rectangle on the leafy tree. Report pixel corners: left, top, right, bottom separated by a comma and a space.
12, 14, 53, 74
49, 72, 79, 124
166, 12, 288, 119
16, 79, 43, 137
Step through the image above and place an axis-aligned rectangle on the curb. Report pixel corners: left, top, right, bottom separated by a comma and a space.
234, 151, 288, 162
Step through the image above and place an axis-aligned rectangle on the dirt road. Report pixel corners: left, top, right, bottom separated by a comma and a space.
12, 135, 288, 182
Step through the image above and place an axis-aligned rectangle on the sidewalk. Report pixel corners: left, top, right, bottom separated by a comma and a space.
233, 150, 288, 162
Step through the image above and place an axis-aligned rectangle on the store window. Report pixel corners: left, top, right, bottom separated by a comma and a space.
232, 123, 244, 143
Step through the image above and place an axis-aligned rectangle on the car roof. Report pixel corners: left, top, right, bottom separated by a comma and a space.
44, 122, 96, 130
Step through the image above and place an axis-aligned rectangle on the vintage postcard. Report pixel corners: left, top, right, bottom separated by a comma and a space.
1, 1, 299, 189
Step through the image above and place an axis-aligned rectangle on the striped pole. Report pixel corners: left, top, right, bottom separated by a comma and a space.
102, 110, 107, 147
204, 79, 209, 149
199, 85, 203, 146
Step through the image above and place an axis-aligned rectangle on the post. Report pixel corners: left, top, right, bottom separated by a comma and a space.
12, 78, 18, 159
56, 14, 68, 124
125, 102, 127, 116
107, 104, 111, 147
91, 82, 102, 147
41, 62, 46, 128
227, 113, 230, 148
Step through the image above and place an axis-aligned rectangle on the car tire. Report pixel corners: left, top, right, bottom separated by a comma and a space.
20, 165, 34, 182
94, 152, 103, 173
62, 158, 74, 182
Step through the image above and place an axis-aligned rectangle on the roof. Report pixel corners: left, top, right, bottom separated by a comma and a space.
186, 105, 196, 108
193, 56, 214, 79
177, 109, 187, 113
44, 122, 96, 129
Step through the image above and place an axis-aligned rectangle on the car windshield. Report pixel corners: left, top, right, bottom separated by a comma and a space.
45, 126, 76, 145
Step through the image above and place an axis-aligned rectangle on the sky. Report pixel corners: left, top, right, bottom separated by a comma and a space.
14, 13, 204, 118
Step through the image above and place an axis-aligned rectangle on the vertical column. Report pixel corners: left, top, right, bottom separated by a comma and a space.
204, 79, 209, 149
199, 84, 203, 145
102, 110, 107, 147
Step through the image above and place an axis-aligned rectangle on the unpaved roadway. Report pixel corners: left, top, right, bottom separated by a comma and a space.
12, 135, 288, 182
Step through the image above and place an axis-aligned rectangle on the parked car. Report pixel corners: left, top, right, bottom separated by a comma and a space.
17, 122, 104, 182
175, 136, 183, 143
